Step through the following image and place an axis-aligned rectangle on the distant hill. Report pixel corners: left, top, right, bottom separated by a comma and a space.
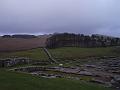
0, 35, 51, 52
2, 34, 37, 39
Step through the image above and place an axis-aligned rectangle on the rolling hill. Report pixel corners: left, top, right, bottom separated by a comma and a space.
0, 35, 50, 52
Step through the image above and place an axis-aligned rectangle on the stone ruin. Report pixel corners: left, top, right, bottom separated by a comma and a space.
9, 56, 120, 89
0, 57, 30, 67
0, 57, 51, 68
0, 56, 119, 89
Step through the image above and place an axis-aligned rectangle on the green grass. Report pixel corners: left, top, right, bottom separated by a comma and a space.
48, 47, 120, 59
0, 69, 112, 90
0, 47, 118, 90
0, 47, 119, 61
0, 48, 48, 60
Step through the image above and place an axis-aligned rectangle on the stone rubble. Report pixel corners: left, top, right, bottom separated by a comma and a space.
0, 57, 30, 67
7, 56, 120, 89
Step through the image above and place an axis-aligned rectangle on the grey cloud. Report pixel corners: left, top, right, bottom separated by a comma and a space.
0, 0, 120, 37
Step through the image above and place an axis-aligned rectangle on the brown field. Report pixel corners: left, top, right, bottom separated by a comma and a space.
0, 35, 50, 52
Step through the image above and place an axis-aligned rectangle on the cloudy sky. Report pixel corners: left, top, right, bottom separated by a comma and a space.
0, 0, 120, 37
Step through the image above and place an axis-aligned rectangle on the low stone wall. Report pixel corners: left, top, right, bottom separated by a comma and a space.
0, 57, 30, 67
12, 66, 47, 72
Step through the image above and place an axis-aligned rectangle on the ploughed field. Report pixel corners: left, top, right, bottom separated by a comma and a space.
0, 36, 48, 52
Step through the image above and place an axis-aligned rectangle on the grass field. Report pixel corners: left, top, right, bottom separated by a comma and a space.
0, 47, 118, 90
0, 69, 112, 90
49, 47, 120, 59
0, 47, 119, 60
0, 48, 48, 60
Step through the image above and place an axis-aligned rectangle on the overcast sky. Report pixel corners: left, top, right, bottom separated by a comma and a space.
0, 0, 120, 37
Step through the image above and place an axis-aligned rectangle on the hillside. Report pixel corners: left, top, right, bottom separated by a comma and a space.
0, 47, 119, 60
0, 48, 48, 60
48, 47, 120, 60
0, 35, 50, 52
0, 47, 119, 89
0, 69, 112, 90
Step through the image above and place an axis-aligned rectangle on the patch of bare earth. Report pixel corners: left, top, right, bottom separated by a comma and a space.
0, 35, 50, 52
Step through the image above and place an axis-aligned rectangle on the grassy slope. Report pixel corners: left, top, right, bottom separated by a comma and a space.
0, 47, 119, 60
49, 47, 120, 59
0, 47, 117, 90
0, 70, 112, 90
0, 48, 48, 60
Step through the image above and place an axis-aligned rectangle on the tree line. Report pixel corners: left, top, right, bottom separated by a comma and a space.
46, 33, 120, 48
